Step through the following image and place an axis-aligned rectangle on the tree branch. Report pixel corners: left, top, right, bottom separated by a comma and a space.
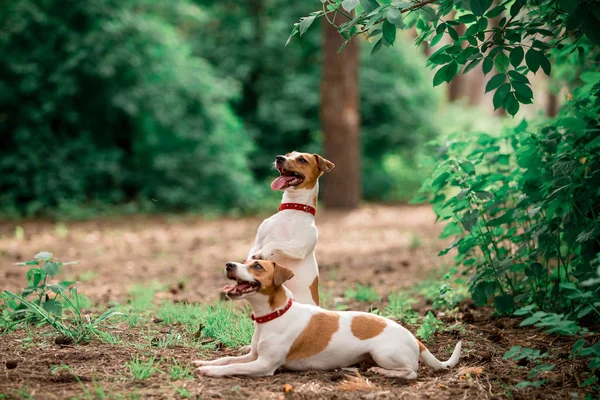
401, 0, 439, 14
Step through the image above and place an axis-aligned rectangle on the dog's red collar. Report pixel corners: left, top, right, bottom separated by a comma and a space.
251, 298, 293, 323
279, 203, 316, 216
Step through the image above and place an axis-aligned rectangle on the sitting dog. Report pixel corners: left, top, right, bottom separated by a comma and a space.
248, 151, 334, 306
194, 260, 462, 378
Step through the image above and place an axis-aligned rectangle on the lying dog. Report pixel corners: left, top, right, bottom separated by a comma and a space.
247, 151, 334, 306
194, 260, 462, 378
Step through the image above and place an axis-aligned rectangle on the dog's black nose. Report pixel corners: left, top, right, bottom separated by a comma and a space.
276, 155, 285, 163
225, 262, 236, 271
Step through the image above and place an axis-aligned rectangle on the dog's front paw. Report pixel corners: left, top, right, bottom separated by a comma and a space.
192, 359, 212, 367
196, 366, 223, 377
251, 252, 265, 260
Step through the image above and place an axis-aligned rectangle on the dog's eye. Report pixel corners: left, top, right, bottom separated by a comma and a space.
298, 157, 307, 164
253, 263, 264, 270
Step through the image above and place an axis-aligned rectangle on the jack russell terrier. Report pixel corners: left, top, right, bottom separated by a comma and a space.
247, 151, 334, 306
194, 260, 462, 379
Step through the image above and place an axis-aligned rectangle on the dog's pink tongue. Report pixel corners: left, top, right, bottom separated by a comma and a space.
271, 176, 295, 191
223, 284, 236, 293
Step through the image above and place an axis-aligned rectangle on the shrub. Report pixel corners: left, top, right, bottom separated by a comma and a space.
0, 0, 257, 216
419, 72, 600, 319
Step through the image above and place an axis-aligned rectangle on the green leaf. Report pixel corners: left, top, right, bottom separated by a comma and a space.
371, 39, 383, 55
386, 7, 405, 27
342, 0, 360, 12
482, 57, 493, 75
470, 0, 493, 16
472, 281, 496, 306
440, 221, 464, 239
26, 268, 46, 288
485, 74, 506, 93
43, 261, 59, 278
494, 294, 515, 314
508, 70, 529, 84
430, 32, 444, 47
382, 20, 396, 45
34, 252, 53, 261
528, 363, 554, 379
494, 51, 509, 73
360, 0, 380, 13
299, 16, 316, 36
504, 92, 519, 116
436, 22, 446, 34
461, 209, 480, 232
540, 54, 551, 75
493, 83, 511, 110
486, 5, 505, 18
525, 49, 541, 73
503, 346, 522, 359
458, 14, 477, 23
512, 82, 533, 100
429, 51, 452, 64
474, 191, 494, 200
447, 26, 459, 40
510, 47, 524, 67
463, 58, 482, 74
525, 263, 545, 278
42, 299, 63, 315
459, 160, 476, 175
433, 62, 459, 87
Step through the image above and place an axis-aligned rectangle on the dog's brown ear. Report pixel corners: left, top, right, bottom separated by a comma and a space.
273, 263, 294, 287
314, 154, 335, 172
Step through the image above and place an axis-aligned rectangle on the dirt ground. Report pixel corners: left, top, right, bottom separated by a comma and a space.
0, 205, 595, 399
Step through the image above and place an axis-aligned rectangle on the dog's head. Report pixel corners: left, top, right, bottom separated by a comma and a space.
223, 260, 294, 300
271, 151, 334, 191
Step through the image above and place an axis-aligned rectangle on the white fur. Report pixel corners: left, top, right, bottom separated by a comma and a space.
195, 263, 462, 378
249, 167, 320, 305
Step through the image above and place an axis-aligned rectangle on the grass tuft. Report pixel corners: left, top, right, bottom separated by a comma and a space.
155, 301, 253, 348
344, 284, 379, 303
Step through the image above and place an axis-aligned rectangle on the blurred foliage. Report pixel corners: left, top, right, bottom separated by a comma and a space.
196, 0, 439, 199
0, 0, 257, 217
0, 0, 439, 217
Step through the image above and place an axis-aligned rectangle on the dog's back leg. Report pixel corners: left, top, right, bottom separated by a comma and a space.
368, 367, 418, 379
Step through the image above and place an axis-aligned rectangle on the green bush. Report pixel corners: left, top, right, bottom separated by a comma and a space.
420, 71, 600, 319
0, 0, 257, 216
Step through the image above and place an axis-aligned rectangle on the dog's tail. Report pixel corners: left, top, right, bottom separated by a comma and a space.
416, 338, 462, 370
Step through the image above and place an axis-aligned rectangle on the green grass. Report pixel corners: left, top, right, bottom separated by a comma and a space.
155, 301, 253, 348
409, 233, 422, 249
127, 282, 164, 312
415, 312, 444, 342
413, 266, 468, 310
344, 283, 379, 303
169, 359, 192, 380
383, 291, 418, 323
127, 355, 160, 380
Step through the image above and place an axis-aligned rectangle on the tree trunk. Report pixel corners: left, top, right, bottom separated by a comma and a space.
320, 18, 361, 209
546, 92, 559, 117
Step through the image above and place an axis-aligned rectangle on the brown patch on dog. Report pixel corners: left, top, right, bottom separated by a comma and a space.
310, 276, 320, 305
286, 312, 340, 361
280, 152, 334, 190
245, 260, 294, 310
416, 339, 426, 353
350, 314, 387, 340
268, 286, 288, 310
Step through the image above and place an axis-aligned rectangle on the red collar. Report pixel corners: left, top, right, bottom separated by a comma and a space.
279, 203, 316, 216
251, 298, 293, 323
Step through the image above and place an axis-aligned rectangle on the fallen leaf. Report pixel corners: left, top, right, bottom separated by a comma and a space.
283, 383, 293, 393
439, 383, 448, 389
457, 366, 484, 378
